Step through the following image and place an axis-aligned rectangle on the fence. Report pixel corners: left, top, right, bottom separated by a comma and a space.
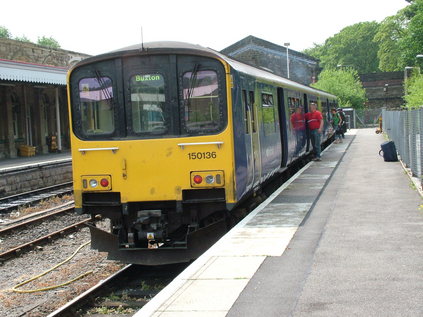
382, 108, 422, 188
355, 108, 383, 128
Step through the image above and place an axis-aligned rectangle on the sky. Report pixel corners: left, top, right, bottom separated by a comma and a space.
1, 0, 409, 56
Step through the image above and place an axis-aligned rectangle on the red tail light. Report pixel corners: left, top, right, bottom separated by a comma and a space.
193, 175, 203, 184
100, 178, 109, 187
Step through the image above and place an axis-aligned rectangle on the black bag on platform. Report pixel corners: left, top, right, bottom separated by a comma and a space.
379, 141, 398, 162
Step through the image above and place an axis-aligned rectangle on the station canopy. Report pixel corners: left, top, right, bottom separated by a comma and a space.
0, 59, 67, 85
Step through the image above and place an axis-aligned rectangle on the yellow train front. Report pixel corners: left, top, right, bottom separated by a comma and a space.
68, 42, 238, 265
68, 42, 337, 265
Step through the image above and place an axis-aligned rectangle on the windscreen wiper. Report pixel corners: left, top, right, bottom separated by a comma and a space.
185, 64, 200, 106
94, 70, 113, 106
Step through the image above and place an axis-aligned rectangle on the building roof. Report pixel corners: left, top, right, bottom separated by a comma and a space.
221, 35, 319, 64
0, 59, 67, 85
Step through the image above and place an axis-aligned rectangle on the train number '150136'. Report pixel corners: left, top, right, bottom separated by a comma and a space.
188, 152, 217, 160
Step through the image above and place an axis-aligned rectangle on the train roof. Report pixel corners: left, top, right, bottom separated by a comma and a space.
75, 41, 336, 100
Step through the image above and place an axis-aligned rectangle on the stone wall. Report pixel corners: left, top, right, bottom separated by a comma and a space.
0, 38, 90, 67
0, 161, 72, 197
360, 71, 404, 109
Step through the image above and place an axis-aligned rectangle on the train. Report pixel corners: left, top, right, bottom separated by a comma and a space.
67, 41, 338, 265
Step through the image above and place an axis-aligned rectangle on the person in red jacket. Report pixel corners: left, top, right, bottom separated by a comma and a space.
290, 106, 306, 156
305, 103, 323, 161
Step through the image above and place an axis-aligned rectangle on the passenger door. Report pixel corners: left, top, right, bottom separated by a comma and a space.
240, 77, 261, 190
251, 86, 261, 188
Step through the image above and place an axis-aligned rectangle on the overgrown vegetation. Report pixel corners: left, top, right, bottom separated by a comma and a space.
404, 72, 423, 108
0, 25, 60, 48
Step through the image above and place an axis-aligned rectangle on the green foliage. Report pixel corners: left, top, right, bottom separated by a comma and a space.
14, 35, 32, 43
404, 73, 423, 109
374, 12, 408, 71
305, 22, 380, 73
37, 36, 61, 49
399, 0, 423, 67
311, 68, 367, 109
0, 26, 11, 38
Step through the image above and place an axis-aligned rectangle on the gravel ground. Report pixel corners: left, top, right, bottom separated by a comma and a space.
0, 227, 125, 317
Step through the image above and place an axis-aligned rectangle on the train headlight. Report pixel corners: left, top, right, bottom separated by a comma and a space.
205, 175, 215, 184
89, 179, 98, 188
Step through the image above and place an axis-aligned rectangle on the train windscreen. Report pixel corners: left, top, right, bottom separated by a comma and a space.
69, 55, 227, 140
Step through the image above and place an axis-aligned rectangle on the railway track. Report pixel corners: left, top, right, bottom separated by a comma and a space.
0, 206, 90, 263
48, 263, 188, 317
0, 181, 73, 213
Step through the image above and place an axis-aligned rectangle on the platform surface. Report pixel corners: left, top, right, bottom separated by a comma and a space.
0, 152, 71, 173
136, 129, 423, 317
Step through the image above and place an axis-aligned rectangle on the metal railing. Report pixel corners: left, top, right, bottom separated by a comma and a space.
382, 108, 422, 187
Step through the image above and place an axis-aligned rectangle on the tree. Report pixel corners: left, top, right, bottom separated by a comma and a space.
399, 0, 423, 67
304, 22, 380, 73
311, 68, 367, 109
374, 12, 408, 71
37, 36, 61, 49
0, 26, 11, 39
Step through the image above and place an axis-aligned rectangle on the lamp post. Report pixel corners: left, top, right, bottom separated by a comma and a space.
284, 42, 290, 79
384, 83, 389, 108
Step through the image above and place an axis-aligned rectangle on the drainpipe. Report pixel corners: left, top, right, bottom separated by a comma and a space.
55, 87, 62, 152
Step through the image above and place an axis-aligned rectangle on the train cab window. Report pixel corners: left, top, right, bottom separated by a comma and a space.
78, 77, 115, 135
182, 70, 222, 134
129, 74, 167, 134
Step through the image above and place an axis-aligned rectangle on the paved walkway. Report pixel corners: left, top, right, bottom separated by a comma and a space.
229, 129, 423, 316
0, 152, 71, 173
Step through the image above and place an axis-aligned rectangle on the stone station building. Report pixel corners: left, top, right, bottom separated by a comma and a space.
0, 38, 89, 159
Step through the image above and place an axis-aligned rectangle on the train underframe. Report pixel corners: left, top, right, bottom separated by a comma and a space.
82, 188, 229, 265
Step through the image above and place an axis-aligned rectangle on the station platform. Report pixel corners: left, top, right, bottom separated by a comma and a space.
0, 152, 71, 174
136, 129, 423, 317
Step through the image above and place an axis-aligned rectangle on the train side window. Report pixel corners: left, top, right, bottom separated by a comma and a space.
261, 92, 276, 134
78, 77, 115, 135
249, 91, 256, 133
242, 89, 249, 134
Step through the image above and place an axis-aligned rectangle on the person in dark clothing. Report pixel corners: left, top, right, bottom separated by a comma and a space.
338, 108, 347, 138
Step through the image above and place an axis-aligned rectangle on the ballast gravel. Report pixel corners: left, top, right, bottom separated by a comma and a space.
0, 227, 125, 317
